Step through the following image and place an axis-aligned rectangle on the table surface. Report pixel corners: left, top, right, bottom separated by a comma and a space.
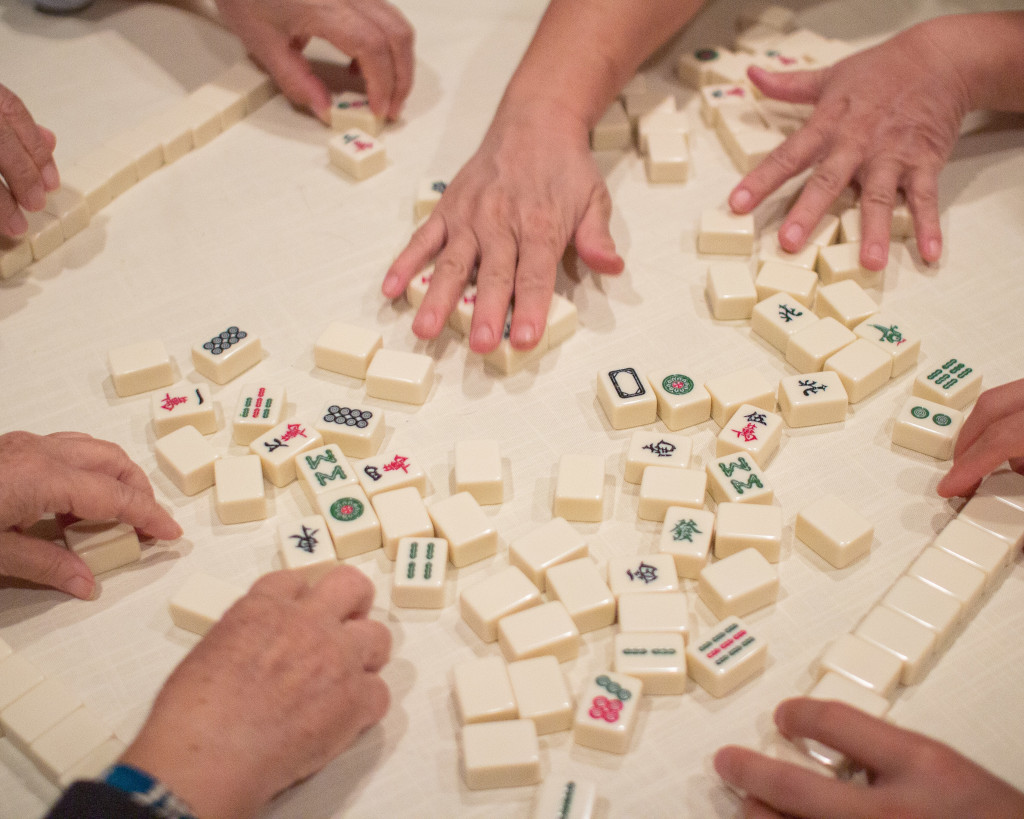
2, 0, 1024, 816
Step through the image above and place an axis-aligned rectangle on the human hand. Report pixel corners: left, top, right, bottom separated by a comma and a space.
120, 566, 391, 819
382, 105, 623, 353
0, 83, 60, 239
714, 697, 1024, 819
213, 0, 414, 123
0, 431, 181, 599
937, 377, 1024, 498
729, 17, 972, 271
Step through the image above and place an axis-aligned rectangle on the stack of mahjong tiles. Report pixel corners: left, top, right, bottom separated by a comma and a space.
779, 469, 1024, 773
699, 210, 920, 410
677, 6, 861, 175
404, 268, 580, 374
590, 73, 692, 184
0, 60, 276, 281
0, 637, 126, 790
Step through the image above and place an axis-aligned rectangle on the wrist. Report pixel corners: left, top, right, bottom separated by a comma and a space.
100, 763, 198, 819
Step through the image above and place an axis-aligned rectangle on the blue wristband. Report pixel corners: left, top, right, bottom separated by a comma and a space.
100, 764, 198, 819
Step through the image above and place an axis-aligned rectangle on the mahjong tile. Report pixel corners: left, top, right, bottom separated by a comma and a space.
591, 100, 632, 150
706, 452, 774, 505
807, 671, 890, 719
365, 349, 435, 405
644, 131, 690, 183
785, 317, 856, 373
453, 655, 517, 724
544, 557, 616, 633
638, 109, 690, 154
277, 515, 338, 582
316, 486, 381, 558
63, 520, 141, 577
29, 707, 113, 785
546, 293, 578, 347
882, 575, 961, 649
497, 600, 581, 663
677, 46, 735, 89
976, 469, 1024, 513
22, 210, 62, 260
57, 737, 126, 789
816, 633, 902, 699
356, 449, 428, 497
757, 234, 818, 271
1, 677, 82, 753
751, 292, 819, 353
698, 207, 755, 254
714, 502, 782, 562
853, 315, 921, 377
295, 444, 357, 504
428, 491, 498, 567
933, 518, 1013, 585
232, 383, 285, 445
507, 656, 574, 734
816, 242, 879, 287
613, 631, 686, 695
721, 126, 785, 174
313, 321, 383, 379
804, 213, 840, 247
838, 207, 860, 243
108, 339, 174, 397
596, 366, 657, 429
716, 404, 783, 467
372, 486, 433, 560
0, 654, 44, 711
415, 177, 447, 221
461, 566, 543, 642
638, 467, 707, 520
191, 325, 261, 385
854, 606, 936, 685
214, 455, 266, 524
687, 616, 766, 697
405, 265, 434, 309
481, 310, 549, 374
755, 260, 817, 307
823, 339, 892, 403
647, 369, 712, 430
330, 91, 382, 135
530, 778, 597, 819
891, 397, 964, 460
461, 719, 540, 790
0, 235, 33, 279
315, 401, 384, 459
251, 419, 323, 487
455, 439, 504, 505
508, 518, 589, 591
814, 280, 877, 329
616, 592, 689, 640
697, 548, 778, 618
912, 356, 982, 410
907, 547, 986, 610
573, 671, 643, 754
152, 382, 216, 437
449, 283, 478, 335
328, 128, 386, 180
658, 507, 715, 578
155, 425, 218, 496
607, 554, 679, 597
705, 367, 776, 427
706, 260, 756, 320
624, 430, 692, 484
553, 454, 606, 522
777, 371, 848, 427
392, 537, 448, 609
794, 495, 872, 568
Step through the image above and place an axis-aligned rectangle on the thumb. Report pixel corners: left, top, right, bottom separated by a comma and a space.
0, 531, 96, 599
574, 189, 623, 276
747, 64, 828, 105
249, 34, 332, 123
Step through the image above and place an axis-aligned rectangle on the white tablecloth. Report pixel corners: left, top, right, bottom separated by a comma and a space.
2, 0, 1023, 816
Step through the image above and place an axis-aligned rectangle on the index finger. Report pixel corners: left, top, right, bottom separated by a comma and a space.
43, 468, 181, 541
358, 1, 414, 118
303, 564, 375, 622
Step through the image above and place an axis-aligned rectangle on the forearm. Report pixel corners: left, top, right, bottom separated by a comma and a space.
922, 12, 1024, 113
496, 0, 705, 135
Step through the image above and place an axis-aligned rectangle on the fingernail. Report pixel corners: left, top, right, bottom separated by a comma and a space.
514, 325, 536, 349
926, 238, 941, 261
865, 243, 885, 268
472, 325, 494, 349
67, 575, 95, 600
781, 223, 803, 248
41, 160, 60, 192
730, 188, 752, 212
